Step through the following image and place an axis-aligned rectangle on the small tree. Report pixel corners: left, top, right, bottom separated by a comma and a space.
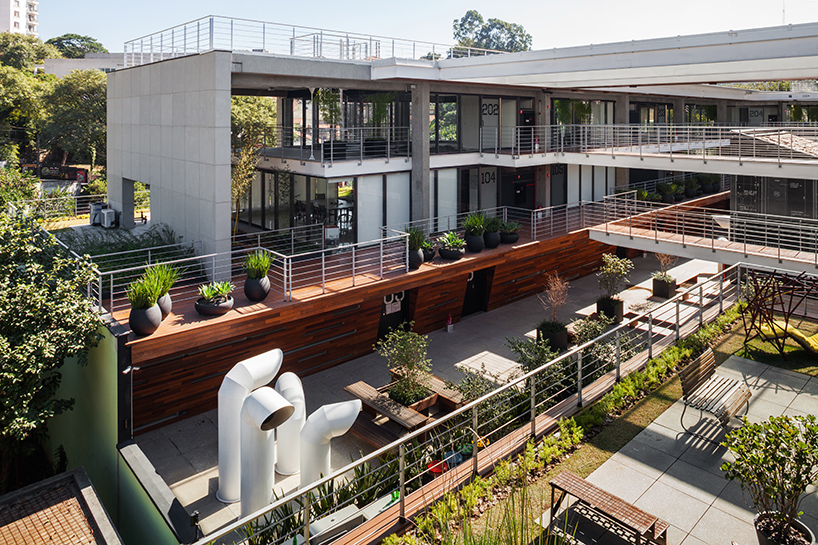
538, 272, 569, 323
596, 253, 633, 302
722, 415, 818, 545
374, 322, 432, 406
652, 253, 678, 283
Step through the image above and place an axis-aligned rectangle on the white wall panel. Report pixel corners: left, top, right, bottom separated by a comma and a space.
357, 175, 383, 242
567, 164, 580, 204
386, 172, 410, 228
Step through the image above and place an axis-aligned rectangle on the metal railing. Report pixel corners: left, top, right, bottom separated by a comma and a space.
192, 263, 757, 545
260, 125, 411, 166
475, 124, 818, 165
602, 193, 818, 268
232, 224, 324, 256
124, 16, 503, 67
11, 191, 150, 223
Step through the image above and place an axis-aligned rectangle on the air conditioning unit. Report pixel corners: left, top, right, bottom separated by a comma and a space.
100, 208, 116, 229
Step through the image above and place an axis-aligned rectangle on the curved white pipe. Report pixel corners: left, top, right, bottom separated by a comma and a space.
275, 372, 306, 476
240, 387, 294, 518
217, 348, 283, 503
299, 400, 361, 488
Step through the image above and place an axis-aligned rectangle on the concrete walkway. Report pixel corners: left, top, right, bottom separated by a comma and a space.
557, 356, 818, 545
137, 254, 717, 536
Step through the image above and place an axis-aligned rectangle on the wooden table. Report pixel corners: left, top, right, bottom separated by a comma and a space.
388, 371, 464, 411
344, 381, 428, 431
549, 471, 668, 545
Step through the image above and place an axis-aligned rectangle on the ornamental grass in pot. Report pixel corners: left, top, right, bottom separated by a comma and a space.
127, 278, 161, 336
243, 250, 272, 302
144, 263, 179, 320
406, 227, 425, 270
722, 415, 818, 545
463, 213, 485, 253
596, 253, 633, 323
483, 216, 502, 249
500, 221, 520, 244
421, 239, 436, 262
195, 281, 235, 316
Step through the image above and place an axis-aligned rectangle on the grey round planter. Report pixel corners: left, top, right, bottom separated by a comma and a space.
244, 276, 270, 302
408, 249, 424, 270
157, 292, 172, 320
195, 297, 234, 316
439, 247, 465, 260
500, 232, 519, 244
465, 234, 484, 253
130, 304, 162, 336
483, 231, 501, 249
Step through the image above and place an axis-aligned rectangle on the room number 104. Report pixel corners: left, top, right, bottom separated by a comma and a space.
481, 171, 496, 185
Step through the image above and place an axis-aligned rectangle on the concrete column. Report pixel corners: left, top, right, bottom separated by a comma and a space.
614, 94, 630, 124
672, 98, 685, 124
411, 82, 430, 221
279, 98, 293, 146
717, 101, 729, 124
615, 167, 629, 189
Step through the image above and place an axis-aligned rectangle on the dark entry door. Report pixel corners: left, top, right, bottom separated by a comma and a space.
462, 269, 491, 317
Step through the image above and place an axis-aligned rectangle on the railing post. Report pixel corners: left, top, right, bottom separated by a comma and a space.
699, 286, 704, 326
380, 239, 384, 279
719, 273, 724, 313
398, 444, 406, 520
302, 491, 311, 544
676, 300, 681, 341
648, 316, 653, 360
576, 349, 583, 407
405, 236, 409, 273
472, 406, 479, 475
321, 252, 326, 294
615, 329, 621, 382
530, 377, 536, 438
352, 246, 356, 286
212, 255, 216, 281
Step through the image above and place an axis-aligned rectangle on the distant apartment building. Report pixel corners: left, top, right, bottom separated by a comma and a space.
0, 0, 37, 36
43, 52, 124, 77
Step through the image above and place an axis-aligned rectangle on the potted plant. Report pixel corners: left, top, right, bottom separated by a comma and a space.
438, 231, 465, 260
463, 212, 485, 253
374, 322, 433, 407
684, 178, 700, 198
195, 281, 235, 316
657, 182, 676, 205
483, 216, 502, 249
722, 415, 818, 545
406, 227, 425, 270
595, 253, 633, 323
645, 192, 662, 203
672, 183, 684, 202
243, 250, 272, 302
144, 263, 179, 320
127, 278, 161, 336
421, 239, 436, 262
537, 271, 569, 351
651, 253, 678, 299
500, 221, 520, 244
701, 174, 719, 194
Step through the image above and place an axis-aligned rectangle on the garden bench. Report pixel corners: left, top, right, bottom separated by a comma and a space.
349, 414, 400, 449
343, 381, 428, 430
549, 471, 668, 545
679, 347, 751, 430
389, 371, 465, 411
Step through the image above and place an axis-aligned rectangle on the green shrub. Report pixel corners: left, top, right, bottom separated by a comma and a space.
484, 216, 502, 233
197, 281, 234, 303
127, 278, 158, 309
144, 263, 179, 296
438, 231, 465, 250
406, 227, 425, 252
243, 250, 272, 279
501, 221, 520, 233
463, 213, 485, 236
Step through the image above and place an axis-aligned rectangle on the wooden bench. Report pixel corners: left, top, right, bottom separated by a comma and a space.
349, 414, 400, 449
343, 381, 428, 431
549, 471, 668, 545
548, 471, 670, 545
679, 347, 751, 430
389, 371, 465, 411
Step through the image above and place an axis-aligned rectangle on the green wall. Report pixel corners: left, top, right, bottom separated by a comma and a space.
49, 326, 178, 545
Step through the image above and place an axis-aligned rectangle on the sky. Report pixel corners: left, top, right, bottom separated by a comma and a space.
38, 0, 818, 53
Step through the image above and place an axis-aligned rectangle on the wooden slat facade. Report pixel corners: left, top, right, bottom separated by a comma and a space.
128, 230, 616, 433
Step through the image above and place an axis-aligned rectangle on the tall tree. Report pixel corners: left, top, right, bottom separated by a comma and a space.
45, 34, 108, 59
0, 67, 53, 166
452, 10, 532, 53
0, 209, 100, 493
230, 96, 272, 235
40, 69, 106, 168
0, 32, 60, 71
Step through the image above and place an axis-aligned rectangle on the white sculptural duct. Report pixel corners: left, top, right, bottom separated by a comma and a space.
274, 372, 306, 476
240, 387, 294, 519
216, 348, 283, 504
299, 400, 361, 489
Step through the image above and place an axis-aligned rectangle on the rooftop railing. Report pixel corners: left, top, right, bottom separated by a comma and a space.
191, 260, 766, 545
12, 191, 150, 224
124, 16, 503, 67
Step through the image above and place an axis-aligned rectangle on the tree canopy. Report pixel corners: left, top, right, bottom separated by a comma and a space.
0, 208, 100, 492
452, 10, 532, 53
45, 34, 108, 59
40, 69, 107, 168
231, 95, 276, 148
0, 32, 60, 71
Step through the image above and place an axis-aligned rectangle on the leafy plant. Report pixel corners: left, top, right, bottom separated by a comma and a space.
463, 213, 486, 236
656, 182, 674, 195
198, 281, 234, 303
672, 183, 684, 195
374, 322, 432, 406
484, 216, 502, 233
126, 278, 158, 309
722, 415, 818, 545
244, 250, 272, 280
406, 227, 425, 252
438, 231, 465, 250
684, 178, 700, 190
420, 239, 434, 251
143, 263, 179, 296
537, 319, 567, 335
501, 221, 520, 234
596, 253, 633, 301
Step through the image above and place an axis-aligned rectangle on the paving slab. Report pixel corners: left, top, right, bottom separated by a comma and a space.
688, 505, 756, 545
585, 459, 657, 504
634, 480, 710, 532
608, 441, 678, 481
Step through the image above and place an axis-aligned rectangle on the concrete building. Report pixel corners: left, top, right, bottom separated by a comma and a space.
0, 0, 37, 36
43, 52, 124, 78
